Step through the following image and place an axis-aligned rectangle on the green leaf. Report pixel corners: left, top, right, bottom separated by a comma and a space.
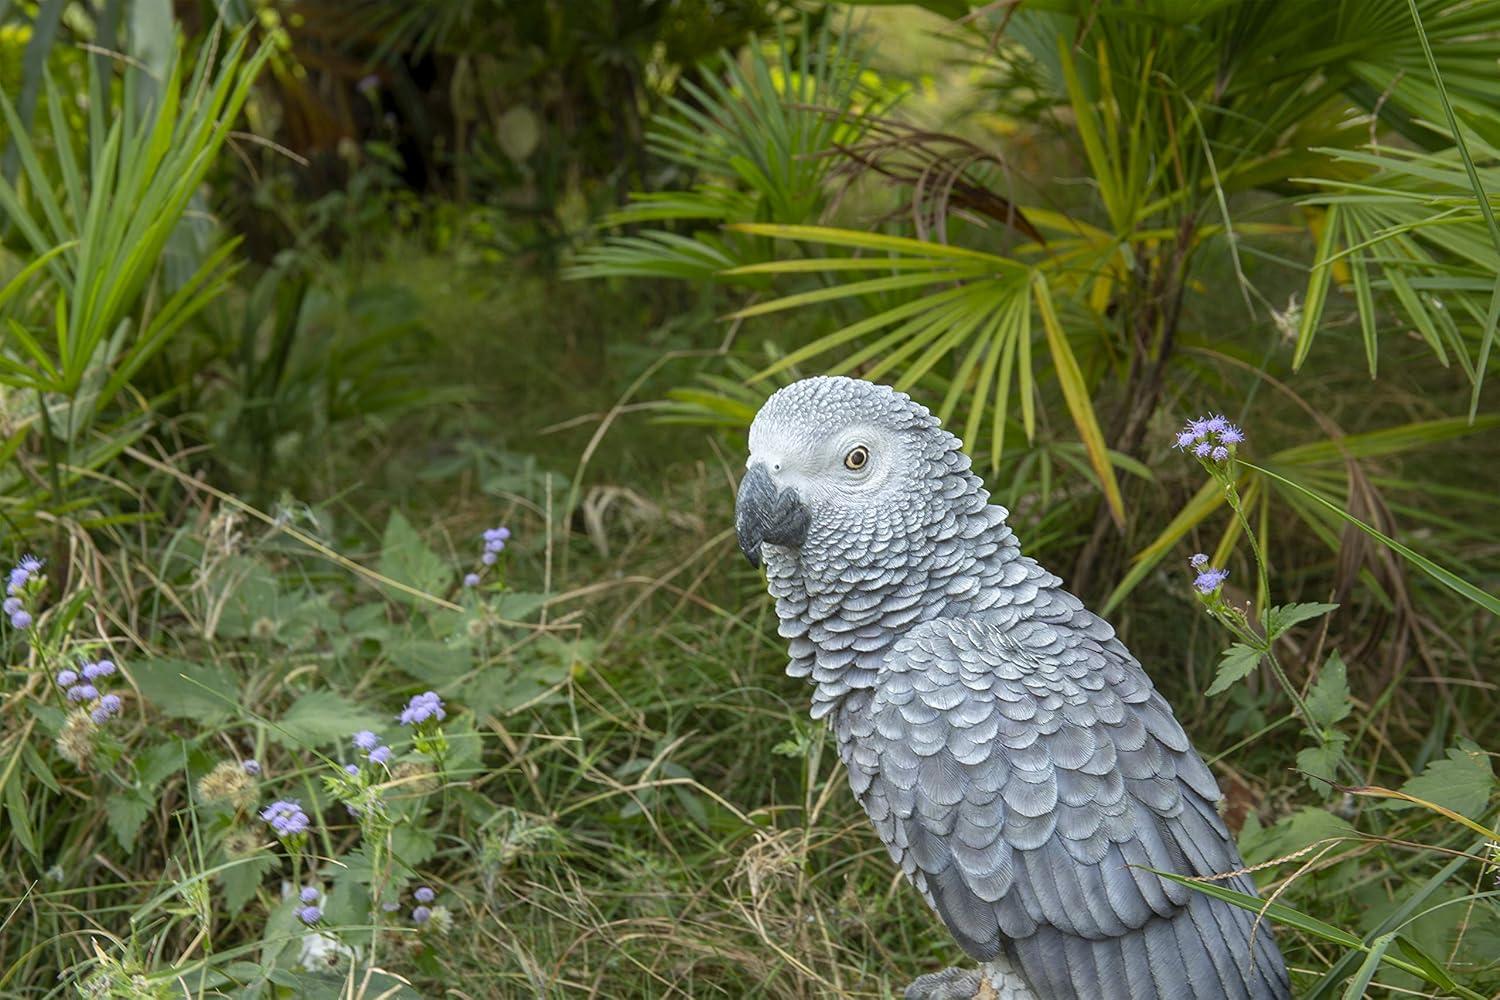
273, 690, 387, 750
5, 775, 38, 860
1297, 735, 1349, 798
132, 657, 241, 722
1342, 933, 1395, 1000
1305, 652, 1352, 728
1248, 462, 1500, 618
378, 510, 451, 603
218, 850, 277, 917
105, 792, 152, 851
135, 740, 185, 793
1205, 643, 1263, 697
1390, 739, 1495, 820
1266, 602, 1339, 640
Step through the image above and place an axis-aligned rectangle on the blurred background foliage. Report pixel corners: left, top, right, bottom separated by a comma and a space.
0, 0, 1497, 997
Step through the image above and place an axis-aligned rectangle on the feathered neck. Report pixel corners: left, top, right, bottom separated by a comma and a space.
762, 477, 1040, 721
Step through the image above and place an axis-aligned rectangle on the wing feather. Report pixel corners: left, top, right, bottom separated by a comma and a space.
844, 615, 1291, 998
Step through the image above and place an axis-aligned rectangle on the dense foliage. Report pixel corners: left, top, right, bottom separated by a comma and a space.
1, 1, 1497, 997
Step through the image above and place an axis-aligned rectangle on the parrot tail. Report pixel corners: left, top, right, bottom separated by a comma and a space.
1011, 876, 1291, 1000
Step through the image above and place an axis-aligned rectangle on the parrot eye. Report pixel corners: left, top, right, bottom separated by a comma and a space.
843, 445, 870, 471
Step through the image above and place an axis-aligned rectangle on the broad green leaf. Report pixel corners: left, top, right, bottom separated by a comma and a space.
1389, 739, 1495, 820
1205, 643, 1262, 697
273, 690, 387, 750
1297, 734, 1349, 798
378, 509, 451, 602
132, 657, 241, 722
218, 850, 277, 917
1305, 652, 1352, 728
1266, 602, 1339, 639
105, 791, 152, 851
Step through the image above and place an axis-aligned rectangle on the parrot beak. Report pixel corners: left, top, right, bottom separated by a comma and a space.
735, 463, 809, 567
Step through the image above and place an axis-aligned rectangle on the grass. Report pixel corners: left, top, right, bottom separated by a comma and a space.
5, 241, 1495, 998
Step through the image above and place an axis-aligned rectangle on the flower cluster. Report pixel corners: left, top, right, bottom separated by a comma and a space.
398, 691, 445, 727
463, 526, 511, 588
352, 729, 392, 767
1189, 553, 1229, 595
298, 885, 324, 925
381, 883, 446, 929
1173, 414, 1245, 464
4, 554, 44, 629
261, 799, 310, 838
56, 657, 124, 724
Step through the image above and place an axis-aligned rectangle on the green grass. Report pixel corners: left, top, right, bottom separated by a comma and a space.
5, 244, 1495, 998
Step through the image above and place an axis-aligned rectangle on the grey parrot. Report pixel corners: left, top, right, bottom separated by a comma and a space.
734, 376, 1290, 1000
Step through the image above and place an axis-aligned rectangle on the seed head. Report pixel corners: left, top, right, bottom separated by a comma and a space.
56, 709, 95, 767
199, 760, 256, 809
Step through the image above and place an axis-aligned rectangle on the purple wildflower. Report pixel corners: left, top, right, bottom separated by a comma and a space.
352, 730, 380, 751
84, 659, 116, 680
398, 691, 445, 726
412, 906, 431, 924
368, 745, 392, 766
345, 764, 360, 776
1189, 553, 1209, 569
381, 901, 401, 913
414, 886, 435, 903
18, 555, 41, 573
356, 73, 380, 95
1174, 415, 1246, 463
242, 759, 261, 775
481, 551, 497, 566
2, 597, 19, 614
56, 669, 79, 687
96, 693, 122, 717
463, 573, 481, 588
300, 886, 321, 903
66, 684, 97, 703
9, 610, 31, 629
260, 799, 310, 838
1194, 567, 1230, 594
298, 905, 322, 925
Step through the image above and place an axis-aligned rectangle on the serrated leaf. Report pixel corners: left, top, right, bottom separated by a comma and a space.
136, 740, 185, 792
385, 637, 471, 685
1297, 734, 1349, 798
132, 657, 241, 721
1205, 643, 1263, 697
1306, 651, 1352, 727
390, 823, 437, 867
273, 690, 386, 750
1390, 740, 1495, 820
218, 850, 277, 916
1240, 807, 1357, 866
1266, 601, 1339, 639
105, 792, 152, 851
378, 510, 450, 603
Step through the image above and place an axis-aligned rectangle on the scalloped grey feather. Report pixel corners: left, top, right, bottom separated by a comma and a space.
736, 376, 1291, 1000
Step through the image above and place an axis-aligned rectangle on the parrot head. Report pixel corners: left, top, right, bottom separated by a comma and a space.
735, 376, 971, 569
